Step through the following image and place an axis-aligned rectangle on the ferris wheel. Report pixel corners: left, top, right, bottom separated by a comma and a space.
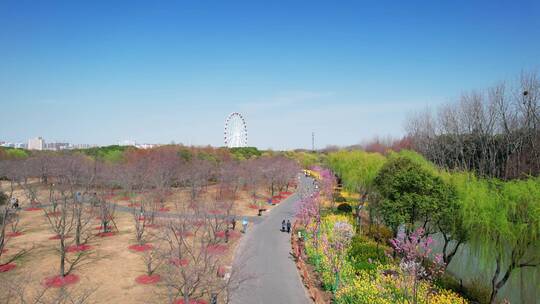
224, 112, 248, 148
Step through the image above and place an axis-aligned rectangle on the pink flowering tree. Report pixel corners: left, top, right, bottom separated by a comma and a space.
295, 193, 321, 248
311, 166, 337, 207
390, 227, 445, 302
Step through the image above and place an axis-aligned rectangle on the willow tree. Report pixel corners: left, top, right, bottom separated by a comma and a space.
463, 177, 540, 304
429, 171, 469, 268
327, 150, 386, 199
327, 150, 386, 232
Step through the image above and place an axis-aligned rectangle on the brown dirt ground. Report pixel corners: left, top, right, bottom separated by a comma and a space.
0, 182, 289, 303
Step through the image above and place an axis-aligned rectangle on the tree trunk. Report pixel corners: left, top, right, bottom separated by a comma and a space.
184, 284, 189, 304
489, 255, 501, 304
60, 239, 66, 277
75, 210, 82, 246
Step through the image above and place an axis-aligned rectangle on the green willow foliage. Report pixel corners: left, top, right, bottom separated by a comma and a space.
285, 151, 325, 169
387, 150, 440, 176
326, 150, 386, 194
329, 149, 540, 253
457, 173, 540, 259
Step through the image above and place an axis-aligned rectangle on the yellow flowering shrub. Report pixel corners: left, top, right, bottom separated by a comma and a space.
429, 289, 468, 304
321, 214, 353, 235
335, 264, 467, 304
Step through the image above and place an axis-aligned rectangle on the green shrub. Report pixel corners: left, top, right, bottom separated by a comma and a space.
230, 147, 262, 159
365, 224, 394, 244
348, 235, 388, 272
333, 192, 347, 202
435, 274, 490, 304
0, 191, 7, 206
337, 203, 352, 213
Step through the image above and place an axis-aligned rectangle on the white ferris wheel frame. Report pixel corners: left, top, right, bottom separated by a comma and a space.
224, 112, 248, 148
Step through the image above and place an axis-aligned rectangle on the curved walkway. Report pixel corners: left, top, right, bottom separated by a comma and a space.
230, 176, 314, 304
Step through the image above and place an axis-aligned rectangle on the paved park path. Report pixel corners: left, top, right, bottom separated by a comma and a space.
230, 175, 314, 304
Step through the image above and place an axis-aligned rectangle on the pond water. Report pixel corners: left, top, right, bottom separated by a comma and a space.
431, 235, 540, 304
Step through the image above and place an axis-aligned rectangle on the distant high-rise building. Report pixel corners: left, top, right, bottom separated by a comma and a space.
45, 142, 71, 151
118, 140, 136, 146
73, 143, 93, 149
28, 137, 45, 150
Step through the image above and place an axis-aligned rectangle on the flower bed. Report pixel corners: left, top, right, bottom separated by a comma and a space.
299, 214, 467, 304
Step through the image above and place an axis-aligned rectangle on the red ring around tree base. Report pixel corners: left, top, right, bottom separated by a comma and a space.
66, 244, 92, 252
128, 244, 153, 252
6, 231, 23, 237
43, 274, 79, 287
0, 263, 16, 272
173, 300, 208, 304
135, 274, 161, 284
96, 232, 115, 237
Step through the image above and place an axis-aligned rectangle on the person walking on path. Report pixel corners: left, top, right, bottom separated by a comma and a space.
242, 217, 248, 233
231, 216, 236, 230
281, 219, 286, 232
286, 220, 291, 234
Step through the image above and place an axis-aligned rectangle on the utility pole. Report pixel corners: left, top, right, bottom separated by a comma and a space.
311, 131, 315, 152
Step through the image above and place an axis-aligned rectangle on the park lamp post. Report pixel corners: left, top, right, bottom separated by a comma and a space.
356, 203, 364, 232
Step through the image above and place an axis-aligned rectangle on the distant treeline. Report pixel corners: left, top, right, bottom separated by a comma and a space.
0, 145, 266, 163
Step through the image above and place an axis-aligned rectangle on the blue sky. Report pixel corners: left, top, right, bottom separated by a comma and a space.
1, 0, 539, 150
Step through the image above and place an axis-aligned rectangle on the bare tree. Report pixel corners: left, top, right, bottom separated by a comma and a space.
242, 159, 263, 206
147, 147, 179, 210
180, 158, 215, 205
16, 157, 42, 206
216, 160, 244, 201
405, 69, 540, 179
0, 206, 31, 270
43, 156, 96, 278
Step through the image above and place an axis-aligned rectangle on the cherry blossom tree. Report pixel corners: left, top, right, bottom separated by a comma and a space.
311, 166, 337, 208
390, 227, 445, 303
296, 193, 322, 248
